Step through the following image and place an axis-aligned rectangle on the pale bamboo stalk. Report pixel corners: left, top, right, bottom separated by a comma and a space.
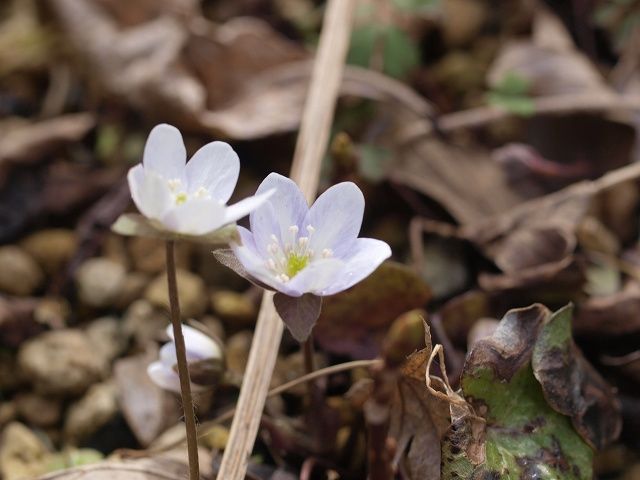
215, 1, 357, 479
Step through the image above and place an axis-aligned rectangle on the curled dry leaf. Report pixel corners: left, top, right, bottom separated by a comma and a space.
442, 303, 621, 478
314, 262, 431, 358
532, 304, 622, 449
574, 281, 640, 336
388, 324, 450, 480
113, 348, 177, 447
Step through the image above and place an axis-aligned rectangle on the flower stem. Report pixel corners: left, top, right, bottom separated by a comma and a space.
303, 334, 317, 376
165, 240, 199, 480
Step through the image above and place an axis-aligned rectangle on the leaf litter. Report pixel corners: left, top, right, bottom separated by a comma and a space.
1, 0, 640, 479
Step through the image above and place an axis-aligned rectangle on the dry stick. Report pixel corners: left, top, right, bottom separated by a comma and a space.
215, 1, 356, 479
165, 240, 200, 480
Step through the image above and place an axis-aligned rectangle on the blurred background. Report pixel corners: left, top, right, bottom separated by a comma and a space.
2, 0, 640, 479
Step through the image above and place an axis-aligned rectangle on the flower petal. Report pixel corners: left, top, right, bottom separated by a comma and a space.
160, 198, 227, 235
232, 238, 284, 292
305, 182, 364, 258
165, 324, 221, 361
159, 342, 178, 368
285, 258, 345, 296
186, 141, 239, 203
143, 124, 186, 179
321, 238, 391, 296
127, 164, 173, 220
147, 361, 181, 393
224, 189, 275, 225
250, 173, 308, 257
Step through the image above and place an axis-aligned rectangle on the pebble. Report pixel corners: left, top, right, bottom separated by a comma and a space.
0, 422, 50, 480
210, 290, 257, 327
75, 257, 126, 308
18, 329, 106, 396
225, 331, 253, 379
20, 229, 77, 275
128, 237, 191, 274
0, 246, 44, 296
15, 393, 62, 427
122, 300, 167, 347
64, 382, 118, 443
114, 272, 150, 310
145, 269, 207, 319
86, 316, 128, 363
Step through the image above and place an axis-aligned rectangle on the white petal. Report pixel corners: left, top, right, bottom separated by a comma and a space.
231, 240, 284, 292
285, 258, 345, 296
186, 141, 239, 203
127, 164, 173, 220
143, 124, 187, 179
160, 342, 178, 368
224, 189, 275, 225
147, 361, 181, 393
160, 198, 227, 235
321, 238, 391, 296
250, 173, 308, 258
166, 324, 222, 361
305, 182, 364, 258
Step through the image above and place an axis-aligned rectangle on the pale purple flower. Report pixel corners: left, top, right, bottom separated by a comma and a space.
221, 173, 391, 340
127, 124, 272, 236
148, 324, 222, 393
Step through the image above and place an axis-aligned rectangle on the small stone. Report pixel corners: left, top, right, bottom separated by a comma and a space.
225, 331, 253, 378
210, 290, 257, 327
128, 237, 191, 274
75, 257, 126, 308
20, 229, 77, 275
34, 296, 70, 329
0, 403, 17, 428
0, 246, 44, 296
114, 272, 150, 310
145, 269, 207, 319
86, 316, 128, 363
200, 315, 226, 341
18, 329, 106, 396
275, 351, 327, 396
64, 382, 118, 443
122, 300, 167, 347
0, 351, 23, 391
0, 422, 49, 480
15, 393, 62, 427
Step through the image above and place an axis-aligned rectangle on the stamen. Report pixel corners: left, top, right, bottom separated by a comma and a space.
194, 186, 209, 199
322, 248, 333, 258
298, 237, 309, 248
306, 225, 315, 235
270, 234, 278, 243
167, 178, 182, 191
175, 192, 188, 205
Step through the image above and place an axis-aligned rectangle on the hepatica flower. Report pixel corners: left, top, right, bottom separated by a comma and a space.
148, 324, 223, 393
127, 124, 272, 236
218, 173, 391, 341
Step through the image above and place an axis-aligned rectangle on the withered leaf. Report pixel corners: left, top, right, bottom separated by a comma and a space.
532, 304, 622, 449
315, 262, 431, 358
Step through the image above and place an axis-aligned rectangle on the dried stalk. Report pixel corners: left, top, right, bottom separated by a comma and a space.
215, 1, 356, 478
165, 240, 199, 480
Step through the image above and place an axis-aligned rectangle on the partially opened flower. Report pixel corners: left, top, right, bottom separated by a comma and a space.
217, 173, 391, 341
148, 324, 223, 393
127, 124, 272, 236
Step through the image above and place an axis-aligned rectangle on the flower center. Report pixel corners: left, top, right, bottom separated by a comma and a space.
167, 178, 210, 205
265, 224, 332, 283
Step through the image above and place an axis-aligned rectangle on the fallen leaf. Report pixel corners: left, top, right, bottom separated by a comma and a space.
113, 348, 176, 447
574, 282, 640, 336
443, 304, 595, 479
532, 304, 622, 449
314, 261, 431, 358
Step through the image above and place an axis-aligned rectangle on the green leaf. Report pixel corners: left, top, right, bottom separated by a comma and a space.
392, 0, 441, 13
348, 24, 380, 68
442, 305, 594, 479
358, 144, 391, 183
111, 213, 239, 245
382, 26, 420, 78
487, 72, 535, 116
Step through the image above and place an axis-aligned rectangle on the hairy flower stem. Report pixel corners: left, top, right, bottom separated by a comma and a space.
165, 240, 199, 480
303, 334, 317, 377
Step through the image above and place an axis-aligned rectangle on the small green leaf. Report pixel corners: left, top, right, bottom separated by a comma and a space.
487, 92, 536, 116
358, 144, 391, 183
382, 26, 420, 78
348, 24, 380, 68
392, 0, 441, 13
111, 213, 239, 245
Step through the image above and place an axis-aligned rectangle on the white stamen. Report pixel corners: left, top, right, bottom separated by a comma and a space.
167, 178, 182, 191
322, 248, 333, 258
194, 186, 209, 199
270, 234, 278, 243
289, 225, 299, 235
306, 225, 315, 235
298, 237, 309, 248
267, 259, 276, 270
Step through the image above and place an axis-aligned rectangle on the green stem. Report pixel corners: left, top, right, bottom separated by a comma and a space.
165, 240, 199, 480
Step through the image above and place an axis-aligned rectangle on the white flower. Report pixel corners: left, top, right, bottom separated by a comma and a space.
231, 173, 392, 297
127, 124, 272, 236
147, 324, 222, 393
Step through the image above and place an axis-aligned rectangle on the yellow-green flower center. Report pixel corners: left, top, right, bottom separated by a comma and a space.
175, 192, 188, 205
286, 253, 310, 278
